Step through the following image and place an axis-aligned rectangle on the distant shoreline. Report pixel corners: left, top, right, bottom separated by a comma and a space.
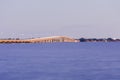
0, 36, 120, 43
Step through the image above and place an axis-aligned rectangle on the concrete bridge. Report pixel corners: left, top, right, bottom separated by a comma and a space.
28, 36, 79, 43
0, 40, 30, 43
0, 36, 79, 43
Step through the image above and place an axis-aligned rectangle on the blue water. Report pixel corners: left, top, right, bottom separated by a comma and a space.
0, 42, 120, 80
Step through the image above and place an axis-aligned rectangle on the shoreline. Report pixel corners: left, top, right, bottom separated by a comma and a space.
0, 36, 120, 43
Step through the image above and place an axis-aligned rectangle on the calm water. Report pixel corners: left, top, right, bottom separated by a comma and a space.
0, 42, 120, 80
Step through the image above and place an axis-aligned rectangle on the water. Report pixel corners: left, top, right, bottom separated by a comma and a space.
0, 42, 120, 80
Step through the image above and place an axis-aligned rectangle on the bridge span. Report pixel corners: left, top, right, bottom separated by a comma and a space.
28, 36, 79, 43
0, 36, 79, 43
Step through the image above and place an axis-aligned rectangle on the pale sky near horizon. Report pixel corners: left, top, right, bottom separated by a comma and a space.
0, 0, 120, 38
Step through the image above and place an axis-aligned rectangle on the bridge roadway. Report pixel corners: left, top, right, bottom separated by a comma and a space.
0, 36, 79, 43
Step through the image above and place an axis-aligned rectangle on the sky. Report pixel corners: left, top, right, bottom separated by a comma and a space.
0, 0, 120, 38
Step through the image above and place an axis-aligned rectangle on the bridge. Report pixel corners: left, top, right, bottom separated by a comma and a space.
0, 36, 79, 43
28, 36, 79, 43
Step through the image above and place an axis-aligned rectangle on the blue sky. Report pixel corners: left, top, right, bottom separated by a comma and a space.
0, 0, 120, 38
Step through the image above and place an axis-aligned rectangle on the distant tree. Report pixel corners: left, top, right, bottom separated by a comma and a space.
92, 38, 97, 41
79, 38, 86, 42
107, 38, 113, 42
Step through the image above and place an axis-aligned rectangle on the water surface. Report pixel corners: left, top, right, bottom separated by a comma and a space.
0, 42, 120, 80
